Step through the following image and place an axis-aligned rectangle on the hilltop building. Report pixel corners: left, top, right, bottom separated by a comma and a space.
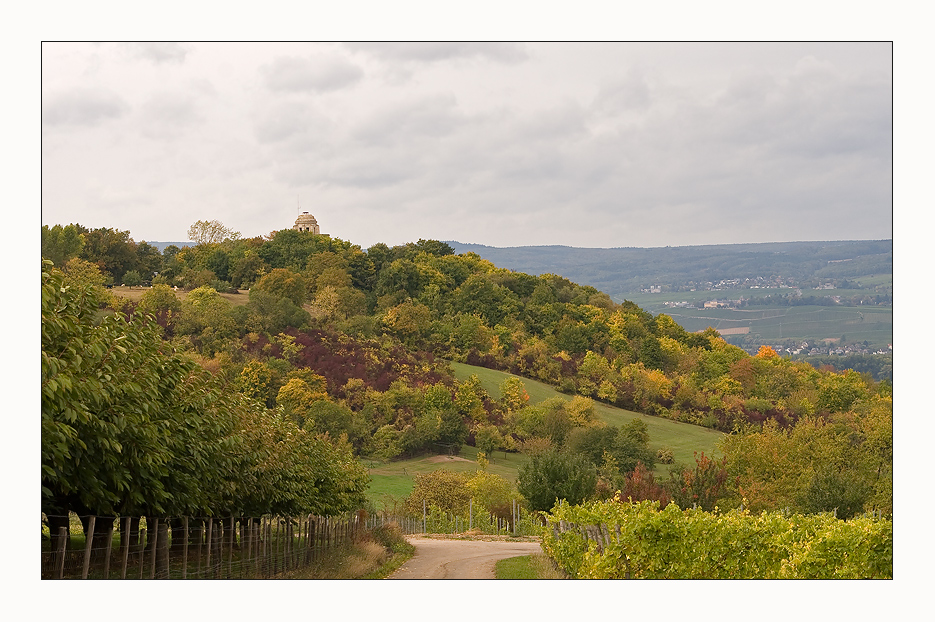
293, 212, 320, 234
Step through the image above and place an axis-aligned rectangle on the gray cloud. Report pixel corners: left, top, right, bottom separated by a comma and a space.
347, 42, 528, 64
42, 88, 129, 127
592, 70, 653, 114
254, 101, 331, 146
350, 95, 465, 146
140, 92, 204, 139
128, 42, 190, 64
261, 55, 364, 93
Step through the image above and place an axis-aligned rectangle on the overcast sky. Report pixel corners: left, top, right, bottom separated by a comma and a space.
41, 42, 892, 249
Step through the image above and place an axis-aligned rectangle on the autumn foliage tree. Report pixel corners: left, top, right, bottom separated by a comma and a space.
42, 260, 368, 549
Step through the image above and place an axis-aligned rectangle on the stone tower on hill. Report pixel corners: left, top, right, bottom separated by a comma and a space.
293, 211, 320, 234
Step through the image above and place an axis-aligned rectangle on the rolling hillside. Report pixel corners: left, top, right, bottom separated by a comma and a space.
447, 239, 892, 300
364, 362, 726, 508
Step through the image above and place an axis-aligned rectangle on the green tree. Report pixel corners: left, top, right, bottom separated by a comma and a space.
499, 376, 530, 413
376, 258, 424, 302
239, 359, 278, 408
135, 241, 163, 281
122, 269, 142, 287
454, 374, 488, 424
466, 470, 515, 515
405, 469, 472, 515
60, 257, 110, 303
77, 225, 139, 283
137, 284, 182, 333
42, 260, 234, 521
276, 377, 327, 427
252, 268, 307, 307
41, 224, 85, 267
382, 300, 432, 345
816, 369, 869, 413
246, 289, 311, 334
517, 448, 597, 512
474, 424, 504, 457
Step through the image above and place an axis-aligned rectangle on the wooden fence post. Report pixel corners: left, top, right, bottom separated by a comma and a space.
228, 517, 235, 579
149, 518, 158, 579
275, 517, 281, 576
307, 517, 313, 564
266, 518, 272, 578
182, 517, 189, 579
254, 518, 260, 575
82, 515, 96, 579
160, 519, 170, 579
102, 519, 114, 579
138, 528, 146, 579
121, 517, 130, 580
205, 518, 213, 578
56, 526, 67, 579
284, 517, 289, 572
196, 519, 203, 578
214, 520, 222, 579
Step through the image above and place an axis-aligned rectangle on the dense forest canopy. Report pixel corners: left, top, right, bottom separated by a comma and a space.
41, 222, 892, 521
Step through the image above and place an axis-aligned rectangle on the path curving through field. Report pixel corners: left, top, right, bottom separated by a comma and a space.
386, 536, 543, 579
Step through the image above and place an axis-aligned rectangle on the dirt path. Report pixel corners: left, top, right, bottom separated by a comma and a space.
386, 536, 543, 579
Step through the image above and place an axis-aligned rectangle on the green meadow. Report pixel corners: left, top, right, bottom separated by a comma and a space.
364, 362, 725, 509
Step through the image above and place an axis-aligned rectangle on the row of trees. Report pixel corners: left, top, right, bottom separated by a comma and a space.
41, 260, 368, 549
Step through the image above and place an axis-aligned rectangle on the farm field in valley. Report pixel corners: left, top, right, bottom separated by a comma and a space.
657, 305, 892, 345
623, 288, 892, 349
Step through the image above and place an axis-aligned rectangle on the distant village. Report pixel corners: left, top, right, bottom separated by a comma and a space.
776, 341, 892, 357
639, 274, 873, 310
641, 274, 823, 297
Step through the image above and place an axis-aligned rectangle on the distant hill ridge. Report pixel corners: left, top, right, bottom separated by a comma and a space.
146, 237, 891, 301
445, 239, 892, 300
146, 241, 191, 252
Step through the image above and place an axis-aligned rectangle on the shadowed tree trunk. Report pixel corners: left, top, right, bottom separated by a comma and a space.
119, 516, 142, 553
156, 520, 170, 578
79, 514, 117, 567
169, 517, 186, 553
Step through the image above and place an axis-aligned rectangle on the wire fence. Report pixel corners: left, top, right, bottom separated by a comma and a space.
42, 503, 543, 579
41, 512, 369, 580
376, 498, 543, 538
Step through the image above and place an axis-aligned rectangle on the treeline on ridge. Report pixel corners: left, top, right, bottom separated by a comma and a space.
42, 222, 893, 520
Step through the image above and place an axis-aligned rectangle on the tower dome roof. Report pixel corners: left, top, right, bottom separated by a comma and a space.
293, 211, 320, 234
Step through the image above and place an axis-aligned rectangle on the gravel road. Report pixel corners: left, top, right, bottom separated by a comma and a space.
386, 536, 543, 580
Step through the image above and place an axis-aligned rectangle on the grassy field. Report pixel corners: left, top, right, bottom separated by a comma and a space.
495, 554, 567, 579
449, 361, 724, 468
109, 285, 251, 306
362, 362, 726, 510
365, 443, 531, 510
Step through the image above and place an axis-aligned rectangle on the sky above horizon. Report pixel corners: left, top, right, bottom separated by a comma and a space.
41, 42, 892, 250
